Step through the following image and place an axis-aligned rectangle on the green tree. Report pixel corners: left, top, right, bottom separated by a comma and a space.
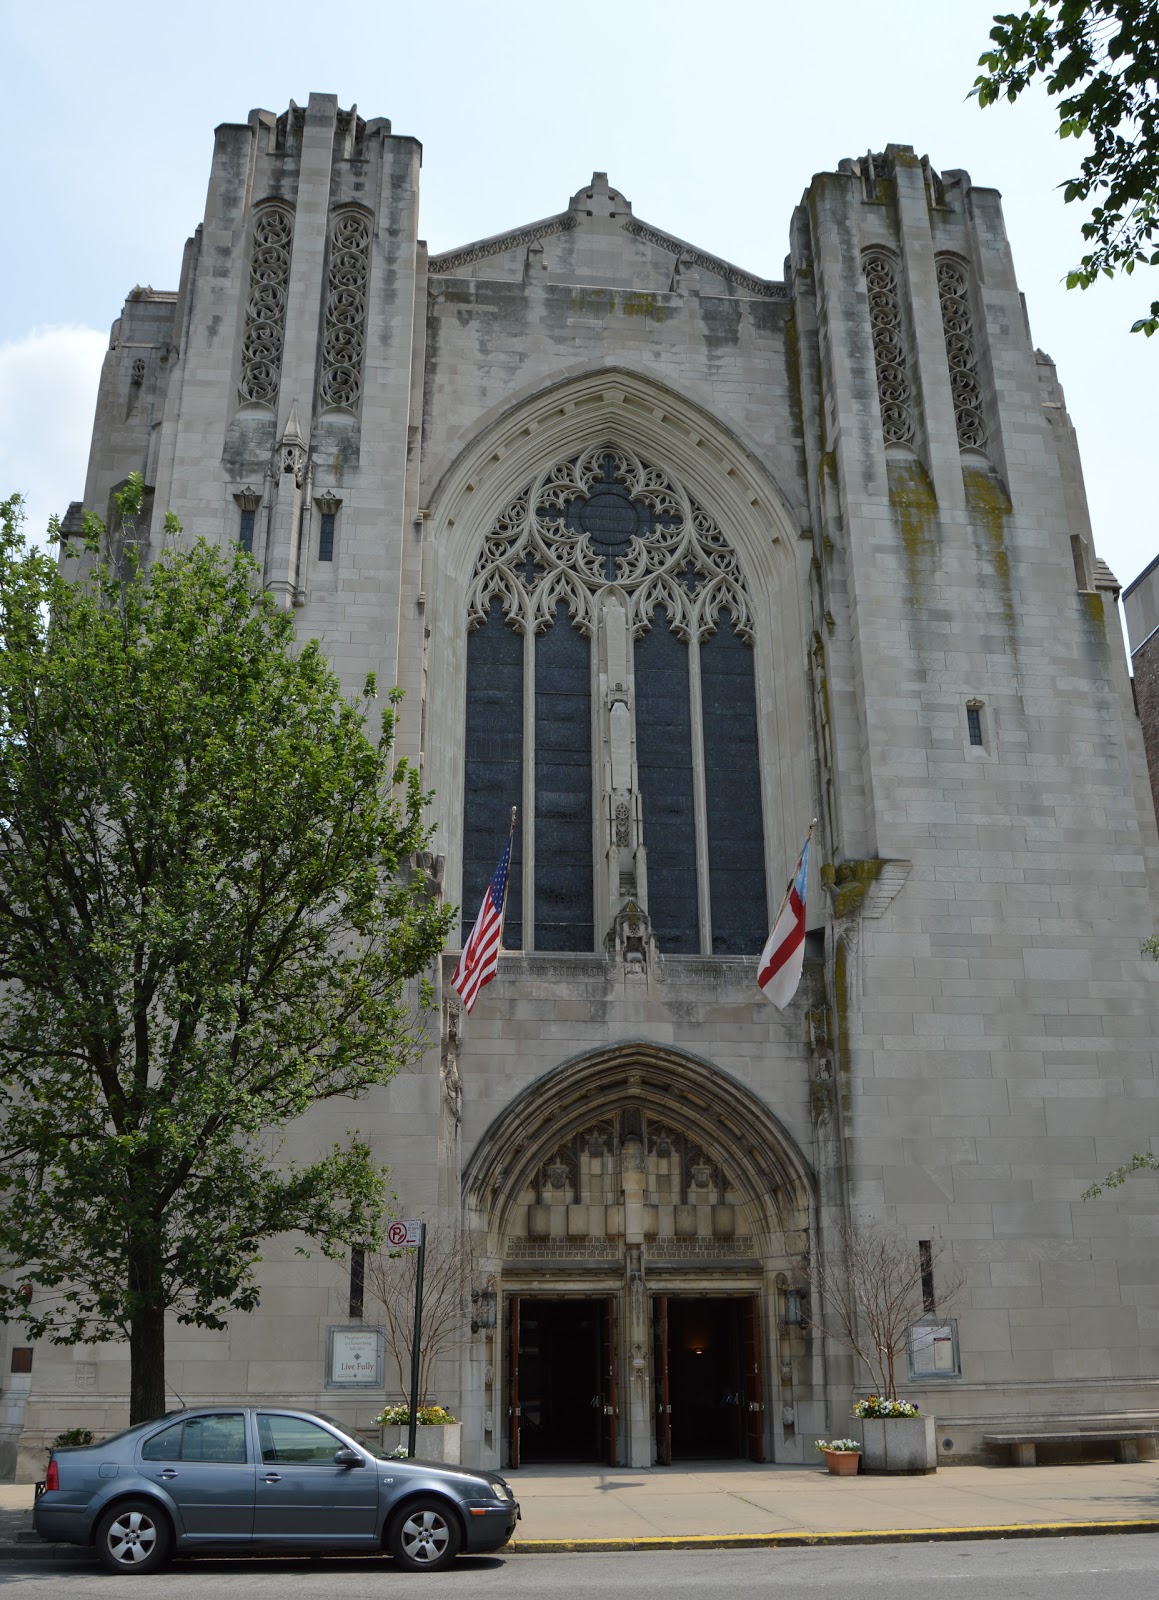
973, 1, 1159, 335
0, 486, 454, 1423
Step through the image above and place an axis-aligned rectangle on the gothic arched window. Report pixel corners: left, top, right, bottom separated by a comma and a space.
462, 445, 767, 956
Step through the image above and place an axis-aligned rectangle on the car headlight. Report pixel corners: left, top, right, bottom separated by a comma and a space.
490, 1480, 514, 1501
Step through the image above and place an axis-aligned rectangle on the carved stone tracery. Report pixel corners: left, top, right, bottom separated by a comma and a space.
862, 248, 915, 446
467, 444, 753, 643
320, 208, 371, 411
238, 203, 294, 407
936, 256, 987, 451
526, 1109, 736, 1222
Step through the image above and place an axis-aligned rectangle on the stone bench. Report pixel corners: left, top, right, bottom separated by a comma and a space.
983, 1428, 1159, 1467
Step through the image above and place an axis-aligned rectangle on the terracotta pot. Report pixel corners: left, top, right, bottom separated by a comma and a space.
823, 1448, 861, 1476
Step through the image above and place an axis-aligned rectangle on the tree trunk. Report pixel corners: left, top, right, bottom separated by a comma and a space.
128, 1286, 167, 1424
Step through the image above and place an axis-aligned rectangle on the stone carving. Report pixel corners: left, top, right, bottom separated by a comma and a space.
622, 220, 788, 300
320, 209, 371, 411
429, 213, 578, 275
467, 444, 753, 644
278, 404, 307, 488
936, 256, 986, 451
614, 801, 630, 847
609, 898, 659, 970
238, 203, 294, 407
130, 357, 145, 386
862, 248, 915, 446
441, 1049, 462, 1130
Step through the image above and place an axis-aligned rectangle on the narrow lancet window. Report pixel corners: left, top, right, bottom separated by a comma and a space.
463, 599, 524, 948
635, 614, 698, 953
701, 618, 767, 954
535, 603, 593, 952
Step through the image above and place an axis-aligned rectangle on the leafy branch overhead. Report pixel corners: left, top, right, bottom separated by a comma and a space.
974, 1, 1159, 335
0, 486, 455, 1421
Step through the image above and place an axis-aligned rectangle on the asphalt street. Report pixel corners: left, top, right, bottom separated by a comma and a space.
1, 1537, 1157, 1596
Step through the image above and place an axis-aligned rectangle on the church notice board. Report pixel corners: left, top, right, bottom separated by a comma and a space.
326, 1326, 385, 1388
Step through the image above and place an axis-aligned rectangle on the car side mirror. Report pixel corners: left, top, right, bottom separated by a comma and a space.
333, 1448, 363, 1468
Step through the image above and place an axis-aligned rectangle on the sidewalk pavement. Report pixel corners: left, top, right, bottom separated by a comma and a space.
3, 1460, 1159, 1558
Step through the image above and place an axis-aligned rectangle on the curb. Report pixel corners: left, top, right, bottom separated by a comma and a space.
4, 1518, 1159, 1563
506, 1519, 1159, 1553
0, 1541, 94, 1563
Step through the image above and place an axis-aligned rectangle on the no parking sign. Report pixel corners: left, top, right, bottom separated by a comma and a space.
386, 1218, 423, 1247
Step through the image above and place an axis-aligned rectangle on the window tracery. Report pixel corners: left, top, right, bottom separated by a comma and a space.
861, 248, 915, 447
319, 208, 371, 411
238, 203, 294, 407
467, 445, 753, 645
462, 443, 766, 957
935, 256, 987, 451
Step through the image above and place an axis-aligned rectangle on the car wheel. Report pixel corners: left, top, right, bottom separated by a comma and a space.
94, 1498, 173, 1575
388, 1498, 462, 1572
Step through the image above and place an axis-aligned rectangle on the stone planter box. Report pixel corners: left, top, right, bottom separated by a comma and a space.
381, 1422, 462, 1464
859, 1415, 937, 1474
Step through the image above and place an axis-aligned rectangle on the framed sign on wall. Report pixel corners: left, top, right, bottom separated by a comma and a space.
326, 1325, 385, 1388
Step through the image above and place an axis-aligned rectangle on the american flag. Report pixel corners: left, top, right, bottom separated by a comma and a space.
451, 836, 513, 1012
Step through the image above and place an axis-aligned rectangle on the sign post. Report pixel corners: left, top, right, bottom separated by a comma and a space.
386, 1219, 426, 1459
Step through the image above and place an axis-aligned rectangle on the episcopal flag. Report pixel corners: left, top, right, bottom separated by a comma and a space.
451, 834, 514, 1013
757, 832, 811, 1010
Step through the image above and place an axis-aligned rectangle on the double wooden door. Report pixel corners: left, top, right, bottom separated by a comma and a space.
653, 1293, 765, 1463
507, 1296, 617, 1468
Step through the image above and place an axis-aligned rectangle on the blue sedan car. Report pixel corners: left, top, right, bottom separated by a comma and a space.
34, 1406, 519, 1574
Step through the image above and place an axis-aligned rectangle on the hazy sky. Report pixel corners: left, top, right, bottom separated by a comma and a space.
1, 0, 1153, 639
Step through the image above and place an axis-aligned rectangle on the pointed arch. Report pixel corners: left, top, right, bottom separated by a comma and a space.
462, 1040, 815, 1255
423, 367, 814, 936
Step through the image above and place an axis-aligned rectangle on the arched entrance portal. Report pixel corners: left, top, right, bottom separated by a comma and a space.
463, 1045, 814, 1468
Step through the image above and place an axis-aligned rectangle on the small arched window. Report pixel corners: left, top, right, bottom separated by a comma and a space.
462, 445, 767, 956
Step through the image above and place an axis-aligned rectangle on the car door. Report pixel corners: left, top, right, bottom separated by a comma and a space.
252, 1413, 379, 1543
138, 1413, 255, 1539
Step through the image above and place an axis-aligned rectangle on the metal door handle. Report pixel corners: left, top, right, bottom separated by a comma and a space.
158, 1469, 178, 1480
262, 1472, 282, 1483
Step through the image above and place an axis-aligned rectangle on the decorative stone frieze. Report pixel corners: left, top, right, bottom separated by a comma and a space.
238, 203, 294, 407
936, 255, 986, 450
861, 248, 915, 446
319, 209, 371, 411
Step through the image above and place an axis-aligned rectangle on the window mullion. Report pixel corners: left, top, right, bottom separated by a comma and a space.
522, 622, 536, 953
688, 634, 712, 954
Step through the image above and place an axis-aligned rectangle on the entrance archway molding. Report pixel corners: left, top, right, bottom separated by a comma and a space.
461, 1042, 817, 1469
463, 1039, 816, 1249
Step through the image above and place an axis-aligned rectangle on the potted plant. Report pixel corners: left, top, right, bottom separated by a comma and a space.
851, 1395, 936, 1474
816, 1437, 862, 1475
374, 1403, 461, 1464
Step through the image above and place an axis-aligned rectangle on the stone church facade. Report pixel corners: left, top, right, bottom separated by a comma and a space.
7, 92, 1159, 1477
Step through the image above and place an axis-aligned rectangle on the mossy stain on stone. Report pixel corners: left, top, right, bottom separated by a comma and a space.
963, 466, 1016, 644
888, 457, 938, 602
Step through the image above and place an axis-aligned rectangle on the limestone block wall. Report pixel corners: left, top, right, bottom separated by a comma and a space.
794, 145, 1159, 1447
1123, 558, 1159, 830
